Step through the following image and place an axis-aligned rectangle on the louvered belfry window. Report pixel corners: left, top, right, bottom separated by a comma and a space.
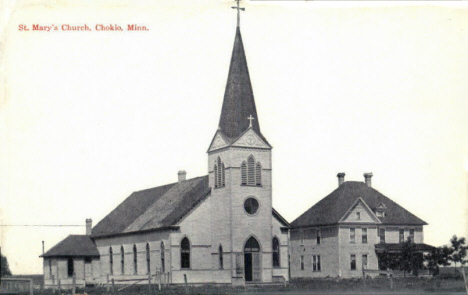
214, 157, 225, 188
241, 162, 247, 185
241, 155, 262, 186
255, 163, 262, 186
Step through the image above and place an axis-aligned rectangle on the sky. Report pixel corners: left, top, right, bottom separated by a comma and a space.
0, 0, 467, 275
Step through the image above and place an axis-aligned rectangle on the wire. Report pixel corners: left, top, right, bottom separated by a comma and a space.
0, 225, 85, 227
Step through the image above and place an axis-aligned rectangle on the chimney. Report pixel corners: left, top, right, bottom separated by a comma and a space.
337, 173, 345, 186
178, 170, 187, 183
86, 218, 92, 235
364, 172, 373, 187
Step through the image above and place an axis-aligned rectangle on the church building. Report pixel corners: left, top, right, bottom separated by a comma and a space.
42, 9, 290, 286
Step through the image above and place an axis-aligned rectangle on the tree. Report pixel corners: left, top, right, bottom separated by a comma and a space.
449, 235, 467, 271
399, 238, 425, 277
1, 253, 12, 277
424, 246, 453, 276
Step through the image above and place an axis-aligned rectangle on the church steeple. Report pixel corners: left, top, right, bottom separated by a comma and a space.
218, 26, 265, 142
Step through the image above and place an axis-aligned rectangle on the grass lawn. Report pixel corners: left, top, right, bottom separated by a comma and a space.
33, 275, 466, 295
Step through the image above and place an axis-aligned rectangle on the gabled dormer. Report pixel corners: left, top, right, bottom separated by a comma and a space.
339, 197, 381, 224
374, 203, 387, 218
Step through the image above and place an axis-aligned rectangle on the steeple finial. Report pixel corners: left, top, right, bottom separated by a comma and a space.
231, 0, 245, 28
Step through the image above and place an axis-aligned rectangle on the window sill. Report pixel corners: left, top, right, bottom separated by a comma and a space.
241, 184, 263, 187
214, 186, 225, 190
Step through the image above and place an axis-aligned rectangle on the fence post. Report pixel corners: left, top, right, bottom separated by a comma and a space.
362, 267, 366, 286
29, 278, 33, 295
158, 270, 161, 291
111, 278, 115, 295
389, 274, 394, 290
106, 274, 110, 293
72, 272, 76, 295
184, 274, 188, 295
148, 272, 152, 295
58, 279, 61, 295
461, 267, 468, 295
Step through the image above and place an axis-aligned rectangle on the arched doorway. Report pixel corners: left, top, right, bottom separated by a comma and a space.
244, 237, 261, 282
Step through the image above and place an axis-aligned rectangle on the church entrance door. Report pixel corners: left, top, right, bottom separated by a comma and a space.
244, 237, 261, 282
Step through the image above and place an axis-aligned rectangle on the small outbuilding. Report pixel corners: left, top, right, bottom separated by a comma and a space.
41, 219, 100, 288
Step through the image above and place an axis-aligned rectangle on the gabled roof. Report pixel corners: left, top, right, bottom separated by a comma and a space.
40, 235, 99, 258
91, 176, 210, 238
291, 181, 427, 228
218, 27, 269, 145
273, 208, 291, 228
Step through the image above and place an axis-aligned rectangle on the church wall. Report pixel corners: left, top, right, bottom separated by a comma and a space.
272, 216, 289, 281
229, 148, 273, 282
94, 231, 171, 284
170, 195, 229, 284
290, 226, 340, 278
208, 147, 236, 274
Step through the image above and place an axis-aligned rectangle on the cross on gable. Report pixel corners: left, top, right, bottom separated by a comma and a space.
247, 115, 255, 127
231, 0, 245, 27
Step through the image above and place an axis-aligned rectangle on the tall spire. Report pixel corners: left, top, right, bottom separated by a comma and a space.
218, 26, 264, 142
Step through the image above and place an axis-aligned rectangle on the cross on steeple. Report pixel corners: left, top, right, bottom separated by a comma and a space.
231, 0, 245, 28
247, 115, 255, 127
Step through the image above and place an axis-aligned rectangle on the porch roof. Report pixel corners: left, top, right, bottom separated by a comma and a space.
374, 242, 435, 253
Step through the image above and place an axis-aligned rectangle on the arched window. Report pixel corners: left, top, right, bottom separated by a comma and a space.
181, 237, 190, 269
255, 163, 262, 186
221, 162, 225, 187
214, 164, 218, 187
146, 243, 150, 274
219, 245, 223, 270
160, 242, 165, 273
272, 237, 280, 268
247, 156, 255, 185
214, 157, 226, 188
133, 245, 137, 274
120, 246, 125, 274
241, 162, 247, 185
242, 156, 262, 186
109, 247, 113, 275
67, 258, 74, 277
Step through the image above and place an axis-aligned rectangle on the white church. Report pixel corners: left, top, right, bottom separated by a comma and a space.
40, 3, 431, 288
41, 8, 290, 286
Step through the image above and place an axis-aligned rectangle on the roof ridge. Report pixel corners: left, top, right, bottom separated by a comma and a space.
133, 175, 208, 194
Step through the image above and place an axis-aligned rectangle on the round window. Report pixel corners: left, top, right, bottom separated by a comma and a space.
244, 197, 259, 215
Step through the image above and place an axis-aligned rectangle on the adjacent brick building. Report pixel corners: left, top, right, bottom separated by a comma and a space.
290, 173, 433, 278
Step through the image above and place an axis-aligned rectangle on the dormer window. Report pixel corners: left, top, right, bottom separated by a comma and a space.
241, 155, 262, 186
214, 157, 225, 188
375, 203, 387, 218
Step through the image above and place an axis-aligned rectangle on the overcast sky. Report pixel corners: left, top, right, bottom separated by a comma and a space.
1, 0, 467, 274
